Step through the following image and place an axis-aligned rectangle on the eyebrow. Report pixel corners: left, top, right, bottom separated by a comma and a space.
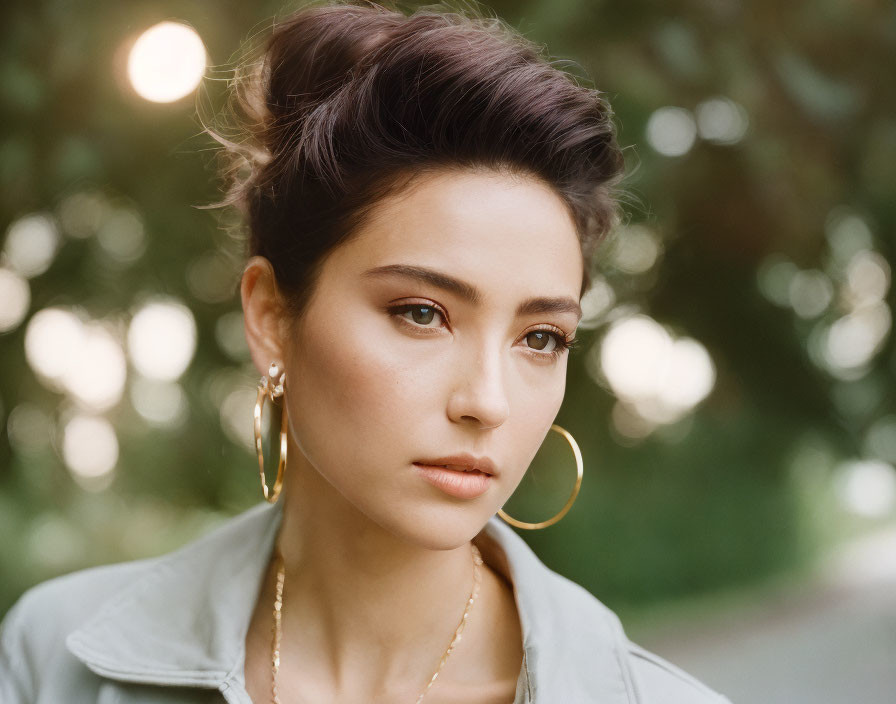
362, 264, 582, 321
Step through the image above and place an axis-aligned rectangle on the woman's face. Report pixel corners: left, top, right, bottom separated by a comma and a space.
250, 168, 583, 550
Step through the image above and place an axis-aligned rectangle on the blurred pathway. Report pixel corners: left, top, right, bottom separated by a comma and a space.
628, 526, 896, 704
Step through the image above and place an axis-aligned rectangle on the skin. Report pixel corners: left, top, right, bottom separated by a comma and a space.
240, 166, 584, 703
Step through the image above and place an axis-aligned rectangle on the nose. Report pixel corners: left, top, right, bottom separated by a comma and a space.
446, 343, 511, 429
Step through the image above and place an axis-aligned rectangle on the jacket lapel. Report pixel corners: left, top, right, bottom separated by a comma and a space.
66, 500, 634, 703
475, 518, 636, 704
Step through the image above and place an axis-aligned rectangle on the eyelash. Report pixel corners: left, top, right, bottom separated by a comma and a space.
387, 301, 580, 361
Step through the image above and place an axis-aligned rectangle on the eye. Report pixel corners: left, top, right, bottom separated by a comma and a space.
526, 330, 560, 352
388, 302, 447, 330
523, 329, 578, 360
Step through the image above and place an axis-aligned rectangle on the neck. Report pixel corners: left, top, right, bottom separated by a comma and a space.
269, 436, 491, 695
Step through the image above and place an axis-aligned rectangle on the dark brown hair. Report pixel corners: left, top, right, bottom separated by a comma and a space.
204, 0, 627, 320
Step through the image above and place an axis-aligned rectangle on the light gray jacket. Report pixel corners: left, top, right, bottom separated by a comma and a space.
0, 499, 733, 703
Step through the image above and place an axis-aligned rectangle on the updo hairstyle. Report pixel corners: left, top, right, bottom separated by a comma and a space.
205, 0, 627, 322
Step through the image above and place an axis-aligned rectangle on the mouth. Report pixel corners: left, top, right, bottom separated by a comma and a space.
412, 453, 497, 477
414, 463, 491, 475
412, 462, 495, 499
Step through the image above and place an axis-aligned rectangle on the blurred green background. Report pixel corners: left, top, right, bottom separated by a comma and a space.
1, 1, 895, 676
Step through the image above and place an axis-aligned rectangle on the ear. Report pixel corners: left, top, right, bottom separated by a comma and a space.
241, 256, 288, 378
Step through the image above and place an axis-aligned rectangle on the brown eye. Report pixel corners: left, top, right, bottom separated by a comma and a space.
408, 305, 437, 325
526, 330, 557, 352
388, 302, 445, 329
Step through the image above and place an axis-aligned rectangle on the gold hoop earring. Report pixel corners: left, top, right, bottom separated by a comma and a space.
254, 361, 287, 503
497, 423, 583, 530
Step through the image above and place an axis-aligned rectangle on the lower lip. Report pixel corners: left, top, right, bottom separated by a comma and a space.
413, 463, 493, 499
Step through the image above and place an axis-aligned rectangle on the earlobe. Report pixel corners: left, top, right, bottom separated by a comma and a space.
240, 257, 285, 378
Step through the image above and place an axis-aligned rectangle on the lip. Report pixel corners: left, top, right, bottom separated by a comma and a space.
413, 463, 494, 499
412, 453, 498, 476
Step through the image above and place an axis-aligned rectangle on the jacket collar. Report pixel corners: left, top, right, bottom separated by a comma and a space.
66, 499, 635, 702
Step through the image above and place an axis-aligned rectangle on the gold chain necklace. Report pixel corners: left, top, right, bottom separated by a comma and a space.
270, 543, 484, 703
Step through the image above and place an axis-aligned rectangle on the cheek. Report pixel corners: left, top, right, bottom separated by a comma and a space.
508, 380, 567, 477
286, 307, 431, 476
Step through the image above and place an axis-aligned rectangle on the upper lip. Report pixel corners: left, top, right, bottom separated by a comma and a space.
414, 453, 497, 476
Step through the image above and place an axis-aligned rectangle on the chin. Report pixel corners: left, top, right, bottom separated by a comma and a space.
375, 504, 494, 552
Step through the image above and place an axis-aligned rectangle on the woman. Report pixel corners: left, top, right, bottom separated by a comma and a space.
0, 1, 733, 702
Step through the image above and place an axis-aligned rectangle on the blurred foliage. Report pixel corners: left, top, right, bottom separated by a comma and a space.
1, 0, 895, 618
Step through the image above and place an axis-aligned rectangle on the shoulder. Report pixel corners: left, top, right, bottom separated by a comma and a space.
532, 567, 731, 704
623, 639, 733, 704
0, 504, 258, 648
2, 554, 161, 639
0, 556, 161, 701
535, 567, 732, 703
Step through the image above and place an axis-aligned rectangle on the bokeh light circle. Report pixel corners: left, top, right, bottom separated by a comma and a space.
0, 268, 30, 332
128, 298, 197, 380
127, 21, 207, 103
62, 414, 119, 481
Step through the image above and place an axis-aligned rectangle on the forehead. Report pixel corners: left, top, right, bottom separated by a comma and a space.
333, 168, 583, 298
